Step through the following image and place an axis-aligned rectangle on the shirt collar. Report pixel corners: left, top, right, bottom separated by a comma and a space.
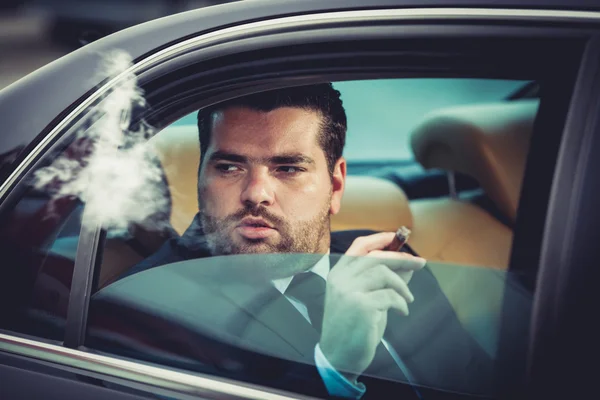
272, 252, 330, 294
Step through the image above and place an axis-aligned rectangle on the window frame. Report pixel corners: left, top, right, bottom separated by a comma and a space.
524, 36, 600, 399
0, 7, 599, 400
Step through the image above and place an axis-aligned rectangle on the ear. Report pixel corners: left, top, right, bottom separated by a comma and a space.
329, 157, 346, 215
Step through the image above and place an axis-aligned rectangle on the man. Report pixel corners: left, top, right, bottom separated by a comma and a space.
114, 83, 493, 398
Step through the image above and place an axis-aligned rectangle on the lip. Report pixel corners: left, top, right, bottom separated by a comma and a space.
236, 226, 277, 239
239, 217, 274, 228
236, 217, 277, 239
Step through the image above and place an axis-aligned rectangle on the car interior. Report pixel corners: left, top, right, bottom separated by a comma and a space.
0, 78, 540, 368
148, 95, 538, 271
132, 86, 539, 357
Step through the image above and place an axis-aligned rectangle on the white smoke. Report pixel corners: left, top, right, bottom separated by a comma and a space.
32, 50, 169, 233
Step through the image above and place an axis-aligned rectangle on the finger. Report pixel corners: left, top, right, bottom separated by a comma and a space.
364, 250, 426, 271
345, 232, 397, 257
336, 251, 424, 278
367, 289, 410, 316
358, 264, 415, 303
400, 270, 415, 285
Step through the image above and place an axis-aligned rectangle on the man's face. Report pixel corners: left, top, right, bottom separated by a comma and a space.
197, 107, 345, 257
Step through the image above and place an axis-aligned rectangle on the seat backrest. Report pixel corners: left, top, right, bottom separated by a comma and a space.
410, 99, 539, 223
149, 125, 200, 235
150, 124, 413, 235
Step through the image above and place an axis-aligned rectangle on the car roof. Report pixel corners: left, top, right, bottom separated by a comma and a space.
1, 0, 599, 182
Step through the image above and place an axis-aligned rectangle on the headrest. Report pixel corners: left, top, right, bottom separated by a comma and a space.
410, 99, 539, 223
151, 125, 413, 234
332, 175, 413, 232
149, 125, 200, 235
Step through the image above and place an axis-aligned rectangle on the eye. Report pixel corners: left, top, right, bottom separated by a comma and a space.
215, 164, 242, 173
276, 166, 304, 174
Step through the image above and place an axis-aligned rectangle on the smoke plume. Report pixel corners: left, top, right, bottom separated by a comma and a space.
32, 50, 170, 233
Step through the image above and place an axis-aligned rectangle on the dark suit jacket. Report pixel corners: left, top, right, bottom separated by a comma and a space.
90, 220, 494, 399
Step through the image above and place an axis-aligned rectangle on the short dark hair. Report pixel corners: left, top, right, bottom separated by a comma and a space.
197, 83, 347, 174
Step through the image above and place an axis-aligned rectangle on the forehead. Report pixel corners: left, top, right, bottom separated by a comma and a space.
209, 107, 322, 153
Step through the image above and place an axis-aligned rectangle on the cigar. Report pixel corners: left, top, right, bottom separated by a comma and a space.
388, 226, 411, 251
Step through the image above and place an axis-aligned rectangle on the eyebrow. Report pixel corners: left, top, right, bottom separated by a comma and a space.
208, 151, 247, 164
208, 151, 315, 165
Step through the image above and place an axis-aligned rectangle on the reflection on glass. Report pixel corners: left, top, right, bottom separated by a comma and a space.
88, 252, 532, 397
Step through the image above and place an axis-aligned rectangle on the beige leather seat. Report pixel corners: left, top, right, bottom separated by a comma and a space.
149, 125, 414, 235
409, 99, 539, 270
149, 125, 201, 235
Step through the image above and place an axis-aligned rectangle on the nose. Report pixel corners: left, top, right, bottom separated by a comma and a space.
240, 168, 275, 207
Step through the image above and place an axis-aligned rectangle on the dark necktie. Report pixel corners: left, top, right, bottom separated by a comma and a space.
285, 271, 327, 332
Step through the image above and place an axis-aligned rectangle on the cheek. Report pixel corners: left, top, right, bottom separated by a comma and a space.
277, 177, 330, 219
198, 177, 235, 215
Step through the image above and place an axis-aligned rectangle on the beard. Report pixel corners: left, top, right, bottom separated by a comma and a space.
197, 199, 331, 258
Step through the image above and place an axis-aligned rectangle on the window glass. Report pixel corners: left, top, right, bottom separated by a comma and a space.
0, 148, 84, 341
0, 50, 173, 341
83, 77, 541, 398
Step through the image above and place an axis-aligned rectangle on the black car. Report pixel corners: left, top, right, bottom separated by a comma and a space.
1, 1, 600, 399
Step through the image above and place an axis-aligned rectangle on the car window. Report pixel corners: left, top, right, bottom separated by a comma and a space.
72, 75, 545, 398
88, 253, 532, 397
0, 144, 84, 341
0, 53, 173, 341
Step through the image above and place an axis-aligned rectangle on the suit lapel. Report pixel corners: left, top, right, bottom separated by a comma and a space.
219, 280, 320, 362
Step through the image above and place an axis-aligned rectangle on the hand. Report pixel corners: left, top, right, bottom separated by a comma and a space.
319, 232, 426, 382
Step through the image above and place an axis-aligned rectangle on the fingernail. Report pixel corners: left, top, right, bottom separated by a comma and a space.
416, 257, 427, 268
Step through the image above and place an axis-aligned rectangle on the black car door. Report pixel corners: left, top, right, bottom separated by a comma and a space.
1, 2, 599, 399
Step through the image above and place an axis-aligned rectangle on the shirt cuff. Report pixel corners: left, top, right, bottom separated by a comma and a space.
314, 343, 366, 399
